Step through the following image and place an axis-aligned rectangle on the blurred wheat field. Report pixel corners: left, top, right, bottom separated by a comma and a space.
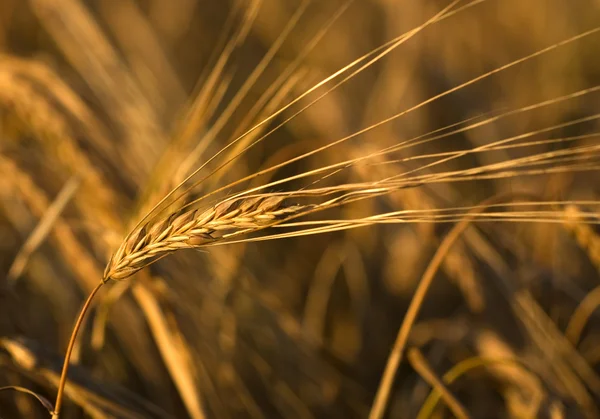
1, 0, 600, 418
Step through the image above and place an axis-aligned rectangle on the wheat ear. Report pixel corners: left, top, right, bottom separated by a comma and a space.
104, 196, 300, 281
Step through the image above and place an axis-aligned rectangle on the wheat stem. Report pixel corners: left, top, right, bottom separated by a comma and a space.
52, 281, 104, 419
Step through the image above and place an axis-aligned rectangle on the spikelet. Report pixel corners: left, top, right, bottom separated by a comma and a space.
104, 196, 300, 281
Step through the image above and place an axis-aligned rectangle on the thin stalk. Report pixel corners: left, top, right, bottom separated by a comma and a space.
52, 281, 104, 418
